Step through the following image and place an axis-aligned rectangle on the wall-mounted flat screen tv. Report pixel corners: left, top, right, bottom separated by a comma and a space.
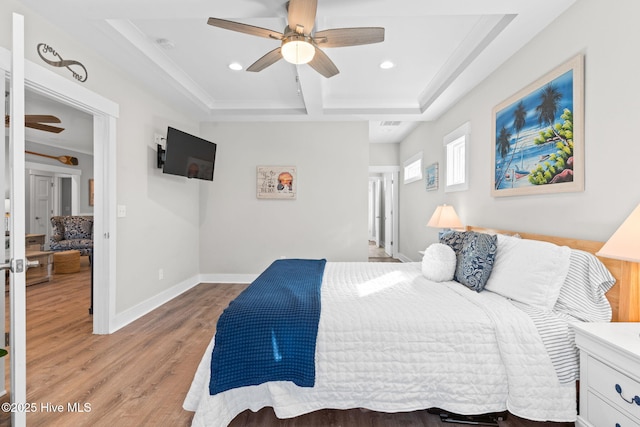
159, 127, 217, 181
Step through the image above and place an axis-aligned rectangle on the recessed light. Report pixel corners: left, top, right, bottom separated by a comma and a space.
380, 61, 395, 69
228, 62, 243, 71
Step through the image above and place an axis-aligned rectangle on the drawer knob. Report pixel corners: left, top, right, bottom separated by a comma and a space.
615, 383, 640, 405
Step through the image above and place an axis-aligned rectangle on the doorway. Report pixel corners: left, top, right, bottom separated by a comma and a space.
368, 166, 399, 260
26, 161, 84, 249
1, 45, 118, 335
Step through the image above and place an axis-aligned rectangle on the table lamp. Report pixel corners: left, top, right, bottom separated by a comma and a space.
427, 204, 463, 235
597, 204, 640, 262
596, 203, 640, 321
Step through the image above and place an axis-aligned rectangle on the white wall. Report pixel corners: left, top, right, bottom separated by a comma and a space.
369, 143, 399, 166
199, 121, 370, 277
398, 0, 640, 260
2, 1, 202, 314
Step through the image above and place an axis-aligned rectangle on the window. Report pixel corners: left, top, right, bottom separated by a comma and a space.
444, 122, 470, 192
403, 151, 423, 184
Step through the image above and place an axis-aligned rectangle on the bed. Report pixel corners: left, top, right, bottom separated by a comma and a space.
183, 226, 636, 426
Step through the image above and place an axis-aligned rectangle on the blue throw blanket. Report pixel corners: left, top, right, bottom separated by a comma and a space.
209, 258, 326, 395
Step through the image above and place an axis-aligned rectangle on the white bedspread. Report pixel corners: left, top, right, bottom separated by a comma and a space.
183, 262, 576, 426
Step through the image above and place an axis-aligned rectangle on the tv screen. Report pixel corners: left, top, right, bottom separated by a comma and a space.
161, 127, 217, 181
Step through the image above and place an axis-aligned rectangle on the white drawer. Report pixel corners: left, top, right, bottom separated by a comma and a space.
588, 392, 640, 427
588, 356, 640, 421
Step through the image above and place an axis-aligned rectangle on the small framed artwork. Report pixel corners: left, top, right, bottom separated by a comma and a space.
257, 166, 297, 199
491, 54, 584, 197
425, 162, 438, 191
89, 179, 94, 206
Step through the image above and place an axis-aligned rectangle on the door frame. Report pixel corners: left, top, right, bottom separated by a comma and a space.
7, 13, 27, 425
0, 45, 119, 335
27, 162, 83, 237
27, 161, 82, 213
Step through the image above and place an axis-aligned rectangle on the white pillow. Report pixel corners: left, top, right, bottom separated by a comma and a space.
484, 234, 571, 310
422, 243, 457, 282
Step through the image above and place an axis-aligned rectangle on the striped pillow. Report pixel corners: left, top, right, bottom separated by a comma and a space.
553, 249, 615, 322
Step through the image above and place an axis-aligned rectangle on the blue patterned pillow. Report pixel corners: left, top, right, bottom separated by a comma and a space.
454, 231, 497, 292
439, 230, 466, 256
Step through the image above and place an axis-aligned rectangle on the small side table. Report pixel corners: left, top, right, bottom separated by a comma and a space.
25, 233, 45, 251
573, 322, 640, 426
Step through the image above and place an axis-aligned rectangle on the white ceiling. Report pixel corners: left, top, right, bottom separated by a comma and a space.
15, 0, 576, 151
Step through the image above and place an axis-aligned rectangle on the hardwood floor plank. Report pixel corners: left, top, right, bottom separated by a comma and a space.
1, 264, 574, 426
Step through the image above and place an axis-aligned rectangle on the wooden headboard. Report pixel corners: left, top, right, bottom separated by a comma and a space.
466, 226, 639, 322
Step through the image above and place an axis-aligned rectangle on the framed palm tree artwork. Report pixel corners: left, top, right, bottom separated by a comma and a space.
491, 54, 584, 197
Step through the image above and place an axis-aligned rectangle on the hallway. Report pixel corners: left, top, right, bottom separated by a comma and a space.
368, 241, 399, 262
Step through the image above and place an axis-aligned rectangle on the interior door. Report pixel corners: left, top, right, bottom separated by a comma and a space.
383, 173, 394, 256
31, 174, 53, 240
373, 179, 381, 248
4, 12, 28, 427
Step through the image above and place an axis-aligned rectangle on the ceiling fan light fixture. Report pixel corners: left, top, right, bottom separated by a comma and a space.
281, 35, 315, 65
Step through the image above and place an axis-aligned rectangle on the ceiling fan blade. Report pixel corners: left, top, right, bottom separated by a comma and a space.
308, 47, 339, 78
314, 27, 385, 48
207, 17, 283, 40
287, 0, 317, 34
247, 47, 283, 72
5, 115, 64, 132
25, 114, 61, 124
25, 122, 65, 133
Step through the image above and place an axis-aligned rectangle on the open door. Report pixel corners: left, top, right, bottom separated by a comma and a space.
383, 172, 397, 258
0, 12, 28, 427
373, 179, 382, 248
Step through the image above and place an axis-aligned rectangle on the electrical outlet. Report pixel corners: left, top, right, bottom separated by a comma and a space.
158, 269, 164, 280
117, 205, 126, 217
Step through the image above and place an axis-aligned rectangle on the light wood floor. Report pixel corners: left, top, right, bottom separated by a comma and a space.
0, 259, 574, 426
368, 241, 401, 262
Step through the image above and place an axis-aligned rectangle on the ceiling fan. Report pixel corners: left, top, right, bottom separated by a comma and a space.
3, 93, 64, 133
4, 114, 65, 133
207, 0, 385, 78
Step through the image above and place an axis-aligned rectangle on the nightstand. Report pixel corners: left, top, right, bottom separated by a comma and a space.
573, 322, 640, 427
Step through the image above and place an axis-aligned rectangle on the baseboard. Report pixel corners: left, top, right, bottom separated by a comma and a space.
198, 273, 257, 284
395, 252, 414, 263
110, 275, 200, 333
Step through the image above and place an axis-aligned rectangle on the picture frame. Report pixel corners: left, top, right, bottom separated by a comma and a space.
257, 166, 297, 199
425, 162, 438, 191
491, 54, 584, 197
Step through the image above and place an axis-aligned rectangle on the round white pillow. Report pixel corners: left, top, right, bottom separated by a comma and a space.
421, 243, 456, 282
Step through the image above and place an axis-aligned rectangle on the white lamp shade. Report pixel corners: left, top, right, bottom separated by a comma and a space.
281, 39, 315, 64
427, 205, 463, 229
597, 203, 640, 262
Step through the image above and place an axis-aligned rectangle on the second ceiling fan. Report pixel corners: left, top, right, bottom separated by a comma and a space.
207, 0, 385, 78
4, 114, 64, 133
